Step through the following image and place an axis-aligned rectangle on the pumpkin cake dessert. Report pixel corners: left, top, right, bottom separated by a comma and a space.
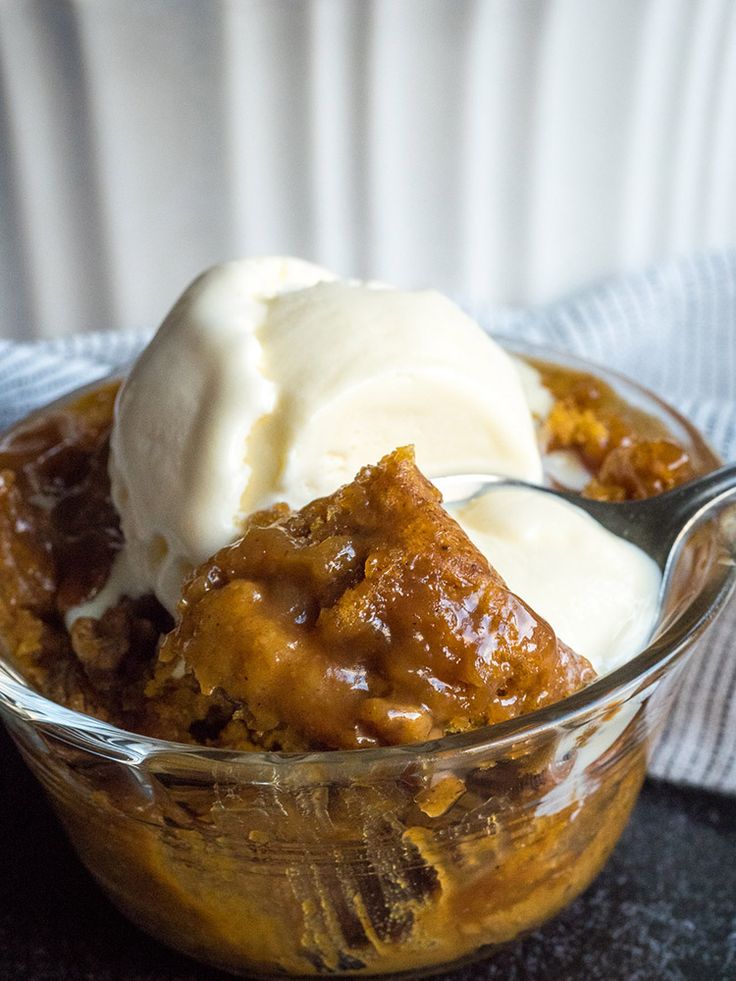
0, 257, 705, 977
153, 446, 595, 752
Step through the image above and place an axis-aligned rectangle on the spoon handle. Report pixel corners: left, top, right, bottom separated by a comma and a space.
558, 463, 736, 570
659, 462, 736, 523
654, 462, 736, 567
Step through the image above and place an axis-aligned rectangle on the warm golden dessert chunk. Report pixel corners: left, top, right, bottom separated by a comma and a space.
586, 440, 695, 501
0, 384, 173, 724
157, 447, 595, 751
0, 385, 122, 617
538, 363, 696, 499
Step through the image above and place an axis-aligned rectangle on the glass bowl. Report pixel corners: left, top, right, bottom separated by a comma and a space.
0, 341, 734, 978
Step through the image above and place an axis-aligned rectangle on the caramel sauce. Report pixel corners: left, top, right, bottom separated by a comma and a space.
0, 383, 171, 725
156, 446, 593, 751
0, 383, 122, 613
536, 362, 695, 498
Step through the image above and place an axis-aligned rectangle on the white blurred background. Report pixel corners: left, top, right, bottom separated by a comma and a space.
1, 0, 735, 339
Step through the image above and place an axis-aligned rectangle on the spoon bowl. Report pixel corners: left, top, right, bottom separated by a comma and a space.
435, 464, 736, 607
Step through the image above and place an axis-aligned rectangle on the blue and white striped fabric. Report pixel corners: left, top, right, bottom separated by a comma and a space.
0, 251, 734, 794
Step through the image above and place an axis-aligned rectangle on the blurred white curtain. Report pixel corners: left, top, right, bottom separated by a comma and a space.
1, 0, 735, 338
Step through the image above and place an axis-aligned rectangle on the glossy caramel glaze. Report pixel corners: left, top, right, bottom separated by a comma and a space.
156, 447, 594, 751
0, 383, 173, 725
537, 363, 695, 499
0, 385, 120, 614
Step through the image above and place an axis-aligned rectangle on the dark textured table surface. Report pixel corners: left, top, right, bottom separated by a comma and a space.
1, 721, 734, 981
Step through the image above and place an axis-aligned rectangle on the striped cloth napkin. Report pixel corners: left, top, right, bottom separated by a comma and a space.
1, 250, 734, 794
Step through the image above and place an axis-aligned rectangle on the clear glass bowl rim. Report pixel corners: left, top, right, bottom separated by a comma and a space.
0, 337, 733, 771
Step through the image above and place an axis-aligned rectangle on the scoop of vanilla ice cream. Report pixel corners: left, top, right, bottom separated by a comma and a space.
241, 278, 543, 512
103, 257, 335, 615
104, 257, 542, 616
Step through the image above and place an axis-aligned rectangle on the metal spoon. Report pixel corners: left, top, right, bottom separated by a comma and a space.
435, 463, 736, 601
